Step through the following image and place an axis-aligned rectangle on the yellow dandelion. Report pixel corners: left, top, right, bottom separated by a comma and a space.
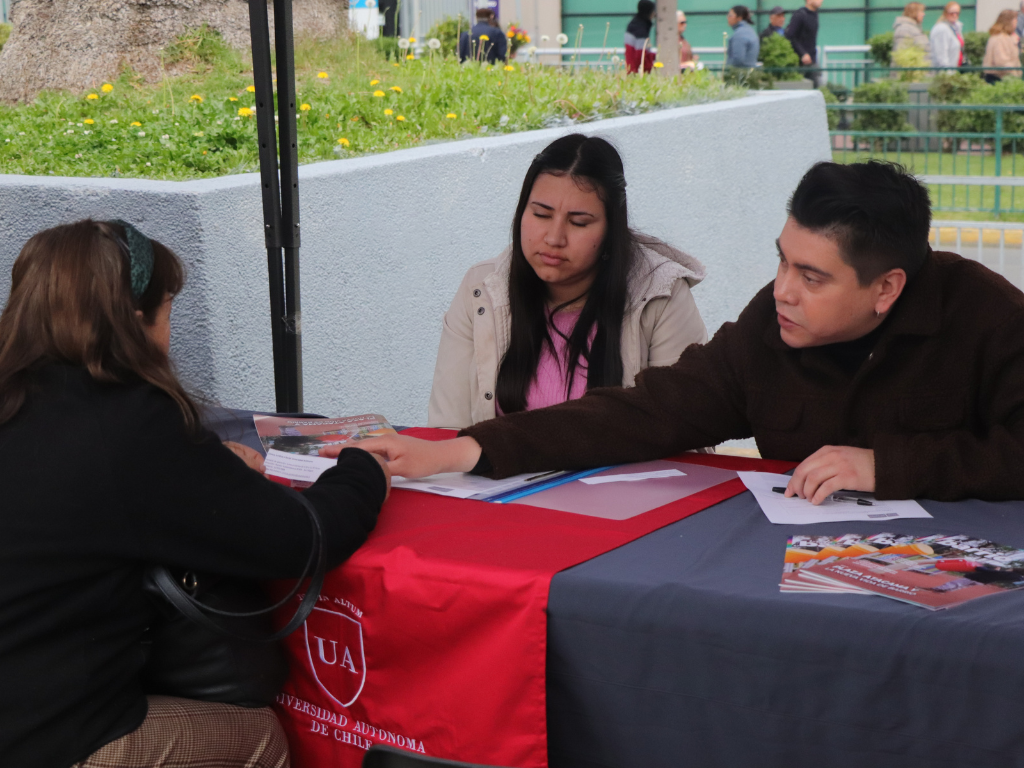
317, 71, 329, 79
83, 118, 95, 125
300, 103, 311, 111
504, 65, 515, 71
229, 97, 238, 102
384, 108, 394, 116
396, 115, 405, 121
238, 107, 253, 117
392, 62, 400, 67
389, 85, 402, 93
246, 85, 256, 93
131, 121, 142, 127
480, 34, 490, 41
409, 37, 417, 43
370, 79, 380, 85
653, 61, 664, 69
194, 131, 204, 136
86, 93, 99, 100
190, 94, 203, 102
446, 112, 457, 119
337, 137, 350, 147
373, 90, 385, 97
101, 83, 114, 93
351, 117, 359, 121
406, 54, 415, 60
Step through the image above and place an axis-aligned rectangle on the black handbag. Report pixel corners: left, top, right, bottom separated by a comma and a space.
141, 488, 326, 707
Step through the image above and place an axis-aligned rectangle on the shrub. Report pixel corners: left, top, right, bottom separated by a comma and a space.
370, 36, 401, 62
851, 80, 913, 132
723, 66, 774, 90
821, 86, 839, 130
758, 33, 801, 79
425, 15, 470, 58
824, 81, 851, 103
963, 31, 988, 67
929, 71, 985, 104
891, 45, 928, 82
0, 23, 10, 55
868, 31, 894, 65
940, 77, 1024, 139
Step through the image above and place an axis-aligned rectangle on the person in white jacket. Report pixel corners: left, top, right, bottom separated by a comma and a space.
427, 134, 708, 429
930, 2, 964, 71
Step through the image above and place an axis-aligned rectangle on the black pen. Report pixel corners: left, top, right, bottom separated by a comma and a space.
771, 487, 874, 506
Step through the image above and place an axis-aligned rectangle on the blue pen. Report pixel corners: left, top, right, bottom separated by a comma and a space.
485, 467, 612, 503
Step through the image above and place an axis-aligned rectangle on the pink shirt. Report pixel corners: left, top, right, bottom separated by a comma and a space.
525, 309, 595, 411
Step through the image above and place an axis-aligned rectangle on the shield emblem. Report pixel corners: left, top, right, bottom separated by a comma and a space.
304, 606, 367, 708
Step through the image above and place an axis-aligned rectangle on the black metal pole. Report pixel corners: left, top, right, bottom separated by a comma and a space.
249, 0, 302, 412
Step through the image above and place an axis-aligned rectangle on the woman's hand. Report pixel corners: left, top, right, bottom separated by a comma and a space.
319, 434, 483, 479
224, 441, 266, 475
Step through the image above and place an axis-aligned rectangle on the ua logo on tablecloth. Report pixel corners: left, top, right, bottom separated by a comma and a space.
304, 606, 366, 708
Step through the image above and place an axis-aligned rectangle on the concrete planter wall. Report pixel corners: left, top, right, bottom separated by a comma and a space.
0, 90, 830, 424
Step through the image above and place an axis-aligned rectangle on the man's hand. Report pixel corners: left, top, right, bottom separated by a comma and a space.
320, 434, 483, 479
801, 53, 812, 65
786, 446, 875, 505
224, 441, 266, 475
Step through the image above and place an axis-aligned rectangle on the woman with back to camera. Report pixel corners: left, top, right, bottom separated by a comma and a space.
427, 134, 708, 429
983, 9, 1022, 83
0, 220, 390, 768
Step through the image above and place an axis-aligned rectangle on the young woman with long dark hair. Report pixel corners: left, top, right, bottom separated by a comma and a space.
427, 134, 707, 428
0, 220, 389, 768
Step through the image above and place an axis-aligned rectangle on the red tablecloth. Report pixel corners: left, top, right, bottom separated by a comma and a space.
275, 432, 793, 767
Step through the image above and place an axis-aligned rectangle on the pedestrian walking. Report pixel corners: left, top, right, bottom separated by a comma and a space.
983, 9, 1022, 82
786, 0, 823, 83
678, 10, 699, 68
726, 5, 760, 68
760, 6, 787, 41
625, 0, 657, 74
458, 9, 507, 64
893, 2, 932, 64
930, 2, 964, 71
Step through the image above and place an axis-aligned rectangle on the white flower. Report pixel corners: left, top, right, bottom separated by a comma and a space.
66, 129, 74, 134
74, 153, 82, 158
556, 33, 569, 44
146, 162, 152, 166
398, 37, 410, 50
109, 119, 118, 124
428, 38, 441, 50
611, 55, 621, 63
528, 46, 537, 55
84, 130, 92, 135
4, 138, 10, 142
161, 134, 170, 140
499, 114, 509, 126
541, 34, 550, 42
77, 122, 83, 126
152, 109, 160, 114
138, 131, 146, 137
18, 131, 25, 135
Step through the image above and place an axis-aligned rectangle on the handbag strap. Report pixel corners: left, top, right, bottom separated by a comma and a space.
150, 488, 326, 643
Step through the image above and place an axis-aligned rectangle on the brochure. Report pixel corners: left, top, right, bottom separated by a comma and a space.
739, 471, 932, 524
779, 532, 1024, 610
254, 414, 395, 487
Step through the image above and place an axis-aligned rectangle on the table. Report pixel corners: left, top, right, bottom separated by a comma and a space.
209, 410, 1024, 767
547, 493, 1024, 768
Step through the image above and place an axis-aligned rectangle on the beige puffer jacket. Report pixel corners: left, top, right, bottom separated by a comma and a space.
427, 235, 708, 428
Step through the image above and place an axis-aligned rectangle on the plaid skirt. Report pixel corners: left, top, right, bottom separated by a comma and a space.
72, 696, 289, 768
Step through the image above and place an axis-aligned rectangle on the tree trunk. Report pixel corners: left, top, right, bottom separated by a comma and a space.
655, 0, 680, 76
0, 0, 348, 104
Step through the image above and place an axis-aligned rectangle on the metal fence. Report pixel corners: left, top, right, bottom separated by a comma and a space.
828, 103, 1024, 214
933, 220, 1024, 289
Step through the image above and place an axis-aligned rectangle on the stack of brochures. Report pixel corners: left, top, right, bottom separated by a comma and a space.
781, 532, 1024, 610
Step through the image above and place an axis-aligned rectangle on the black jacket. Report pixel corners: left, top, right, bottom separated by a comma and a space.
0, 365, 386, 767
785, 7, 819, 61
459, 22, 508, 64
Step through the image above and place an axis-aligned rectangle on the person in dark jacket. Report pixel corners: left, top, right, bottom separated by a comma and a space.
625, 0, 657, 74
760, 6, 787, 41
459, 8, 507, 64
726, 5, 760, 68
0, 220, 390, 768
348, 161, 1024, 505
786, 0, 822, 66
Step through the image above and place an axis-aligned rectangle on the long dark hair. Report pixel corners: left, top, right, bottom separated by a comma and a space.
496, 134, 640, 415
731, 5, 752, 22
0, 219, 199, 431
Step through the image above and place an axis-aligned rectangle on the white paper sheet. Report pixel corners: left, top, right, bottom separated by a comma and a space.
578, 469, 687, 485
391, 470, 569, 501
738, 471, 933, 525
264, 449, 338, 484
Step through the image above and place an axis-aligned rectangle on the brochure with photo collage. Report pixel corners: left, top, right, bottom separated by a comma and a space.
781, 532, 1024, 610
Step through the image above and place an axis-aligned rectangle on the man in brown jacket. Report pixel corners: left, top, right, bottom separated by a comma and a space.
337, 162, 1024, 503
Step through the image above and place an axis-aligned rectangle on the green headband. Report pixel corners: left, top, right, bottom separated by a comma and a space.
114, 220, 154, 299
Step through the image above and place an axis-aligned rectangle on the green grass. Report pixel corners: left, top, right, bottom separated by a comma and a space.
0, 31, 741, 181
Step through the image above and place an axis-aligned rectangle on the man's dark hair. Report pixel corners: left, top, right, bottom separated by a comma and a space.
788, 161, 932, 285
637, 0, 656, 16
475, 8, 495, 21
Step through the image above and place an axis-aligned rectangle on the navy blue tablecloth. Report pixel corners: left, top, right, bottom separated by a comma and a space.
206, 410, 1024, 767
546, 492, 1024, 768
